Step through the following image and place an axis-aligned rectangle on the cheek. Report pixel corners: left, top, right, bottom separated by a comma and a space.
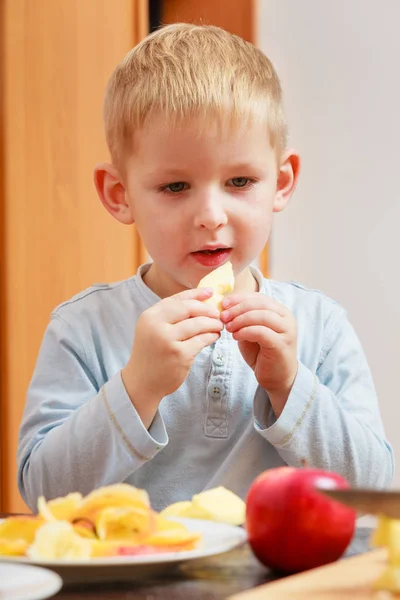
238, 183, 277, 213
134, 201, 177, 237
235, 209, 273, 255
236, 195, 274, 230
245, 220, 272, 246
140, 218, 187, 259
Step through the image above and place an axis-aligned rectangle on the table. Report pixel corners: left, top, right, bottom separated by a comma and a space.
0, 514, 373, 599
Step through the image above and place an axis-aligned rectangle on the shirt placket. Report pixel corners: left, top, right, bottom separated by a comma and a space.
205, 335, 232, 438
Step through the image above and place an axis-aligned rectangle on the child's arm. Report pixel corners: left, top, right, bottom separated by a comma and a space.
222, 294, 394, 488
18, 288, 222, 511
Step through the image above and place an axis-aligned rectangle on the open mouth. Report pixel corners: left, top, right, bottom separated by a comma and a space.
192, 248, 232, 267
198, 248, 228, 255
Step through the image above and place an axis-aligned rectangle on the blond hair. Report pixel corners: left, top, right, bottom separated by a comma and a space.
104, 23, 287, 167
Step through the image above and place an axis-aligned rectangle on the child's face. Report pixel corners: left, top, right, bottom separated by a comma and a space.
104, 113, 298, 297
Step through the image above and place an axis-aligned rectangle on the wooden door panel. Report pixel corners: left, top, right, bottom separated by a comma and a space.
1, 0, 148, 512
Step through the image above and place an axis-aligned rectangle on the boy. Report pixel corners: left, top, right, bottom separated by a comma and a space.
18, 24, 393, 511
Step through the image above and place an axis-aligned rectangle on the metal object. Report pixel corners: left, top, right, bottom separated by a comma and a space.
317, 487, 400, 518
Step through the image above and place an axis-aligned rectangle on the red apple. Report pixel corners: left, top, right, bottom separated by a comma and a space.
245, 466, 356, 574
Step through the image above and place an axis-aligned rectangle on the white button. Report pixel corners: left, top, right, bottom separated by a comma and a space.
215, 354, 225, 365
208, 383, 221, 398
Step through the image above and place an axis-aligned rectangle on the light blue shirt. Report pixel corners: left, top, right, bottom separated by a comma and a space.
18, 264, 394, 511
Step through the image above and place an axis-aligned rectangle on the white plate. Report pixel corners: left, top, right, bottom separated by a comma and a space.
0, 563, 62, 600
0, 518, 247, 584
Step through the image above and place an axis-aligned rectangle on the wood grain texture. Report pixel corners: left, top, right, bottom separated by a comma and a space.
1, 0, 147, 512
163, 0, 254, 42
162, 0, 269, 277
229, 549, 387, 600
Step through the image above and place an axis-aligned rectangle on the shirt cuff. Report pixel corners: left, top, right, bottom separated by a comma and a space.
102, 372, 168, 462
253, 361, 319, 447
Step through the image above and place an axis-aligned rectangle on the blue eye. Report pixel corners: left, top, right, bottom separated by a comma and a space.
230, 177, 250, 188
165, 182, 186, 193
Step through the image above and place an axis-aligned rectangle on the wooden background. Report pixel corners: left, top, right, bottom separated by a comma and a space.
0, 0, 262, 512
0, 0, 148, 512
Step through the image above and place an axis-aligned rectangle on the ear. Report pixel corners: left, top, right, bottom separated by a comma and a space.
273, 149, 301, 213
94, 163, 134, 225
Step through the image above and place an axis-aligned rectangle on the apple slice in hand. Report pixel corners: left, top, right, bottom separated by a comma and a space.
197, 261, 234, 312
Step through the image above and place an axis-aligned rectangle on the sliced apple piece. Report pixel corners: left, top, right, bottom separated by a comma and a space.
38, 492, 83, 522
73, 483, 150, 521
161, 486, 245, 525
27, 521, 93, 560
0, 516, 44, 544
95, 506, 155, 542
191, 487, 245, 526
197, 261, 234, 312
159, 501, 193, 518
371, 514, 392, 548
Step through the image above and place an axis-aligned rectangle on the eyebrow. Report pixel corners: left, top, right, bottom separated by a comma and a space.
144, 168, 189, 180
146, 163, 266, 179
224, 162, 266, 173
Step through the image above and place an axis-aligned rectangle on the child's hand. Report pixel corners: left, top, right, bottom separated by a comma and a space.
122, 288, 223, 428
221, 293, 298, 417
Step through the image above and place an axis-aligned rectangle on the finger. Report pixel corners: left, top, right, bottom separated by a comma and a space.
175, 317, 224, 341
222, 294, 288, 315
221, 295, 287, 321
226, 310, 287, 334
159, 297, 220, 324
183, 331, 221, 356
221, 292, 247, 309
232, 325, 281, 349
172, 287, 214, 302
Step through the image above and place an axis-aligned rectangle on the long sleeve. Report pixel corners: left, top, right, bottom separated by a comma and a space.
17, 315, 168, 511
254, 307, 394, 488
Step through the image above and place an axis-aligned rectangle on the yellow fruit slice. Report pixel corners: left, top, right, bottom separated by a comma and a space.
160, 501, 193, 518
191, 487, 245, 526
386, 520, 400, 566
37, 492, 83, 522
0, 516, 44, 557
179, 503, 216, 520
90, 517, 200, 556
371, 515, 400, 592
73, 484, 150, 521
95, 506, 155, 541
0, 538, 29, 556
89, 538, 123, 558
154, 514, 190, 532
0, 516, 44, 543
371, 514, 394, 548
197, 261, 234, 312
72, 520, 97, 539
160, 500, 215, 520
161, 487, 245, 525
142, 528, 201, 549
27, 521, 93, 560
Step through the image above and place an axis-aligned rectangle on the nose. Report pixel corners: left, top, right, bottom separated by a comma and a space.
193, 191, 228, 230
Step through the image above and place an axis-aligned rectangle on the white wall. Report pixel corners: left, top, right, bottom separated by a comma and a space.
257, 0, 400, 485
